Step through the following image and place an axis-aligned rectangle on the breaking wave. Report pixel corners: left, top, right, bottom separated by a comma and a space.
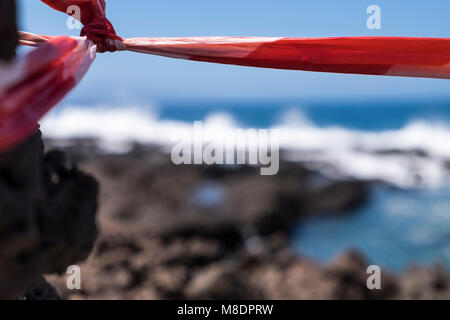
40, 105, 450, 188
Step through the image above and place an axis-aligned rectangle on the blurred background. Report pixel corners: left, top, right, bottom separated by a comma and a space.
17, 0, 450, 299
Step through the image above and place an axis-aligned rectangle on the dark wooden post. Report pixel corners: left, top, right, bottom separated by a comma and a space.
0, 0, 18, 61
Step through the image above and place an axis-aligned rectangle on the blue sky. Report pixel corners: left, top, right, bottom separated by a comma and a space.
17, 0, 450, 103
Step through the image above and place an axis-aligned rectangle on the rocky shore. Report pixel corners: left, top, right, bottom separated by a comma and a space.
0, 133, 98, 299
43, 140, 450, 300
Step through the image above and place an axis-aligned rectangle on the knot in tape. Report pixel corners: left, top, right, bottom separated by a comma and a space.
80, 16, 123, 53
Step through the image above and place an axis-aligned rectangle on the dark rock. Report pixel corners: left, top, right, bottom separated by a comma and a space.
42, 149, 375, 300
373, 148, 429, 158
184, 263, 262, 299
327, 250, 398, 299
399, 265, 450, 299
38, 142, 450, 300
0, 132, 98, 298
22, 276, 60, 300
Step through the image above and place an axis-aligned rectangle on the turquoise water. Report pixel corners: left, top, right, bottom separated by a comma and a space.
292, 187, 450, 272
68, 97, 450, 131
156, 98, 450, 131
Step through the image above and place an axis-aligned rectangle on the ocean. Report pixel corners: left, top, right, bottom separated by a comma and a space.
40, 97, 450, 271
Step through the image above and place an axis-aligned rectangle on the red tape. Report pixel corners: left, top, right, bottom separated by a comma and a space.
39, 0, 450, 78
0, 36, 96, 152
1, 0, 450, 153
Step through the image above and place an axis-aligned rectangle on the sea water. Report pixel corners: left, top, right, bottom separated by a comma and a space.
292, 187, 450, 272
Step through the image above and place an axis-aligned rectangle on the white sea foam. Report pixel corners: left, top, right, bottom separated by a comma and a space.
40, 105, 450, 188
